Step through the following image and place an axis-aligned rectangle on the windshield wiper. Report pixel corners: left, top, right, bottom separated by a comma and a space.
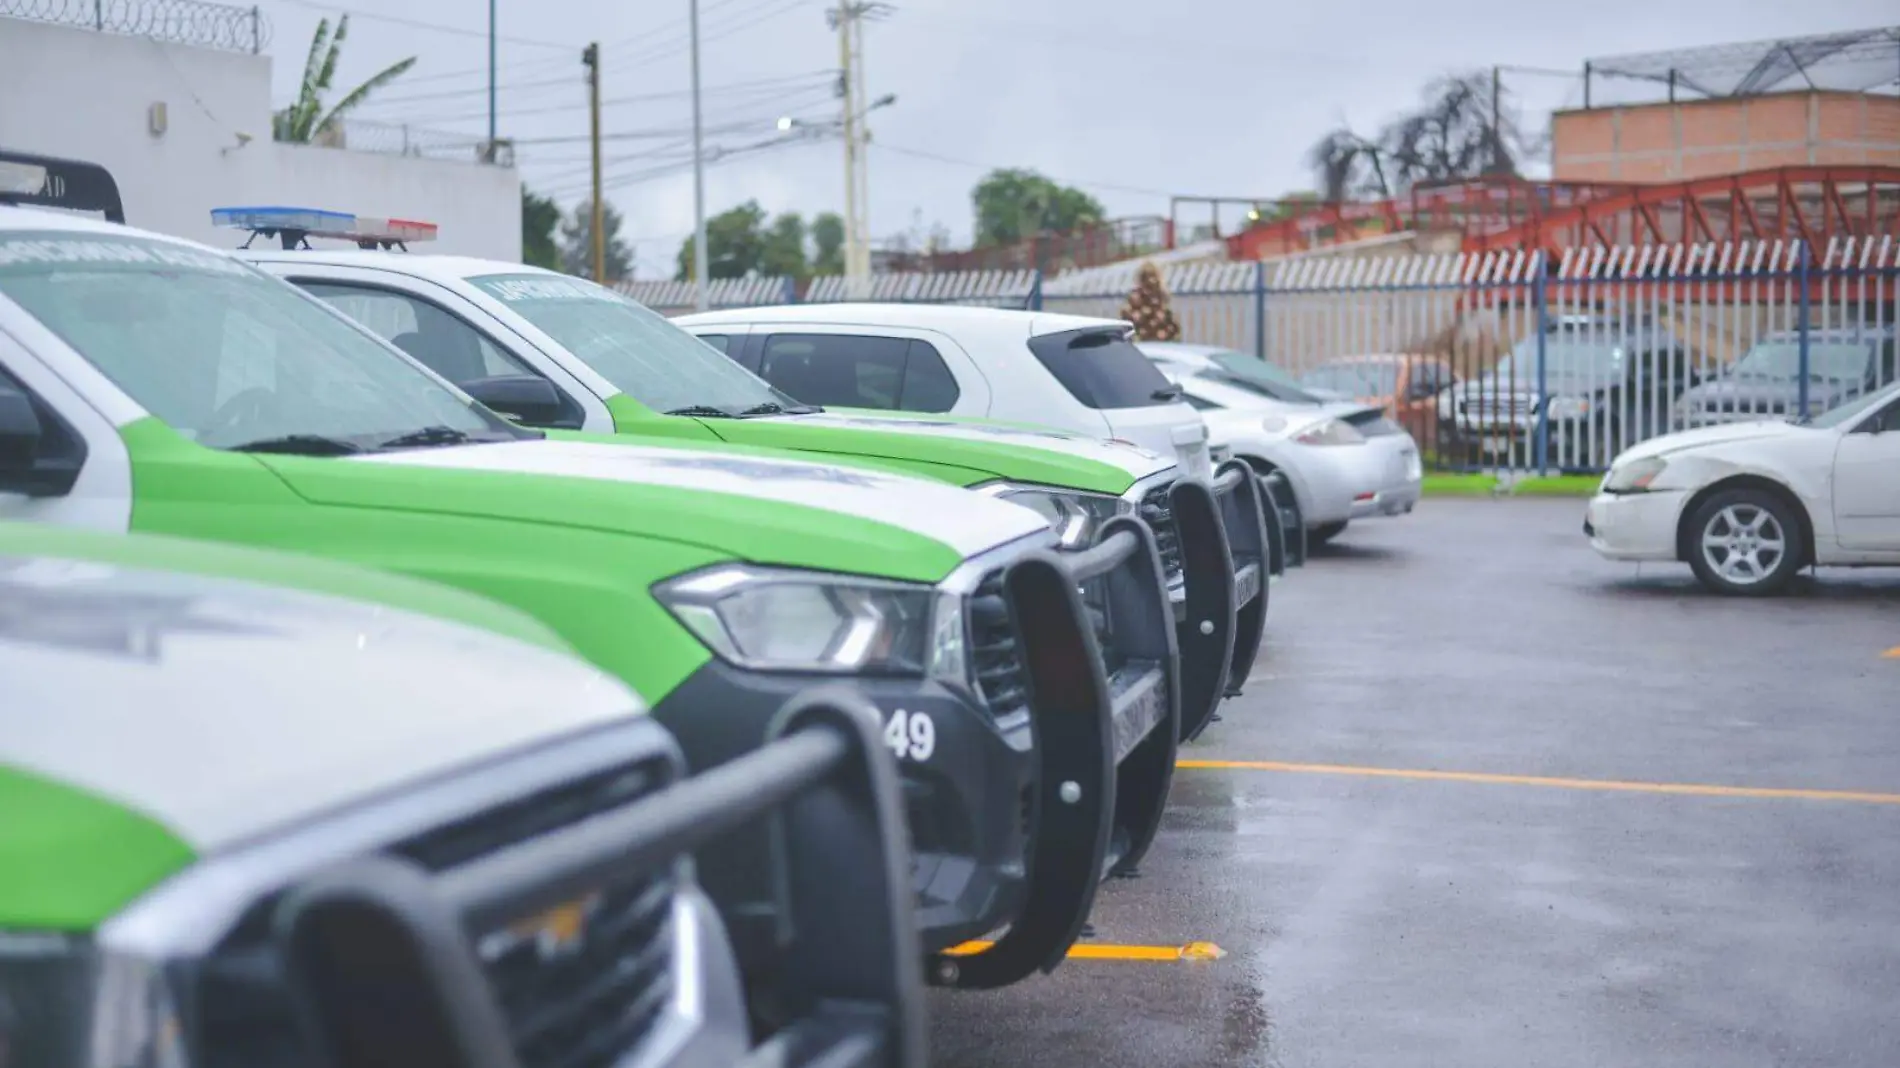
1151, 384, 1184, 401
375, 425, 475, 451
664, 405, 739, 418
227, 434, 362, 456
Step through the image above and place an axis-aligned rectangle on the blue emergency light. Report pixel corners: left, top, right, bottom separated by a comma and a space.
210, 205, 438, 251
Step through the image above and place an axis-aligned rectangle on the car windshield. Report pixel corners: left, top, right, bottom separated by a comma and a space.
1300, 361, 1400, 396
1806, 379, 1900, 429
0, 231, 505, 452
467, 273, 794, 416
1203, 351, 1323, 402
1493, 334, 1627, 381
1731, 339, 1873, 382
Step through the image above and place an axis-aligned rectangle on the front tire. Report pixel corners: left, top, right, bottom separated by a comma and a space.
1309, 521, 1348, 547
1683, 488, 1804, 596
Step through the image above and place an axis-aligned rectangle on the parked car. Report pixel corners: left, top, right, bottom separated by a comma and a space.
1138, 341, 1312, 402
674, 303, 1218, 480
1585, 379, 1900, 595
239, 240, 1265, 737
0, 153, 1175, 990
1162, 368, 1422, 547
1675, 326, 1897, 428
0, 519, 924, 1067
1448, 314, 1708, 469
1296, 353, 1457, 444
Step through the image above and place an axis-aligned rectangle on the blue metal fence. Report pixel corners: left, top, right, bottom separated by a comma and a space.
620, 237, 1897, 471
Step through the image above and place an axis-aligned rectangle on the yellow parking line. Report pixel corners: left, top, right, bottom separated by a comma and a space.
1177, 759, 1900, 805
944, 940, 1226, 962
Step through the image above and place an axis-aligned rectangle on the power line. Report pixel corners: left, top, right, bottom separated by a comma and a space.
370, 54, 572, 88
871, 143, 1177, 199
267, 0, 580, 50
375, 74, 835, 127
614, 0, 818, 67
355, 75, 578, 107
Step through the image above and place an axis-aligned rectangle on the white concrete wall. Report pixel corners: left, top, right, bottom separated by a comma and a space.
0, 18, 520, 259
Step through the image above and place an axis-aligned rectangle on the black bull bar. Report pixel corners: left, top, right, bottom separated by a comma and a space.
934, 516, 1180, 990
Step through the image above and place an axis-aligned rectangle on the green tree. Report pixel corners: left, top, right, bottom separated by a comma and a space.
971, 168, 1106, 247
676, 200, 837, 281
810, 212, 845, 275
272, 15, 417, 144
521, 187, 561, 269
558, 199, 633, 281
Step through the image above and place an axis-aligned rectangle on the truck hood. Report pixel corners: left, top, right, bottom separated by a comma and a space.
1614, 419, 1806, 462
0, 553, 640, 921
262, 438, 1048, 582
722, 409, 1172, 493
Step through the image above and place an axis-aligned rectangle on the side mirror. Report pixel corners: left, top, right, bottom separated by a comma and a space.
0, 387, 45, 476
463, 375, 565, 427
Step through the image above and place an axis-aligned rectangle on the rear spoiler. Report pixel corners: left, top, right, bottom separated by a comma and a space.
271, 688, 927, 1068
0, 150, 125, 223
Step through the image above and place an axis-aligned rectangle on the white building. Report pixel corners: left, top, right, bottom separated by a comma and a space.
0, 6, 522, 258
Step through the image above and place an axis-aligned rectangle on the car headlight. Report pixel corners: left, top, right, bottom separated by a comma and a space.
0, 932, 188, 1066
657, 564, 964, 678
1544, 395, 1592, 421
1293, 419, 1365, 446
1602, 456, 1668, 494
974, 482, 1127, 549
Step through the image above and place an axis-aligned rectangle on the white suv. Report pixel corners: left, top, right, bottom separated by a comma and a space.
674, 304, 1217, 479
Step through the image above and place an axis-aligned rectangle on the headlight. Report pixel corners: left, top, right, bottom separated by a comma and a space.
0, 932, 187, 1066
1603, 456, 1667, 493
1545, 395, 1592, 421
1293, 419, 1365, 446
974, 482, 1126, 549
657, 564, 964, 678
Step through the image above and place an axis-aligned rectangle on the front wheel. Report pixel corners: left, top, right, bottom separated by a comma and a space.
1683, 489, 1804, 596
1308, 521, 1348, 547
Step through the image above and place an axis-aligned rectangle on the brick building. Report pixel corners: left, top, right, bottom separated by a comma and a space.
1552, 90, 1900, 182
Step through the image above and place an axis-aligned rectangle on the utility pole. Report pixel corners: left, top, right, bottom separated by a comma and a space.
689, 0, 709, 310
829, 2, 891, 280
486, 0, 497, 158
583, 42, 604, 283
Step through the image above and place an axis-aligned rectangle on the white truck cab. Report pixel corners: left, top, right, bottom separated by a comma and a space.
674, 304, 1218, 480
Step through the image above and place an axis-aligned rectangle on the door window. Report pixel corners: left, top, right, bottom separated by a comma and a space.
299, 283, 532, 385
758, 333, 961, 412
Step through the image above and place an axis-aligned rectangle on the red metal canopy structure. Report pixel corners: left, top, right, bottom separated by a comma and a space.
1221, 167, 1900, 261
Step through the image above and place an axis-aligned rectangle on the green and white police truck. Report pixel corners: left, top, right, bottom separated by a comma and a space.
0, 152, 1175, 990
230, 225, 1268, 740
0, 520, 925, 1068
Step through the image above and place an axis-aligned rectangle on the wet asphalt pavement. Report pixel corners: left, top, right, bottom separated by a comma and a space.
929, 498, 1900, 1068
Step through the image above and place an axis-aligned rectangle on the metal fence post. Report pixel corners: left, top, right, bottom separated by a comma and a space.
1252, 260, 1267, 360
782, 276, 798, 304
1533, 259, 1551, 476
1027, 270, 1043, 311
94, 0, 103, 30
251, 6, 262, 53
1796, 240, 1811, 419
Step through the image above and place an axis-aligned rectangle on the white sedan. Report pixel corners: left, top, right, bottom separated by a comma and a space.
1162, 369, 1423, 546
1585, 379, 1900, 595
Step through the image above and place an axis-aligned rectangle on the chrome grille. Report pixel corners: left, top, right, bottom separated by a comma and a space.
970, 569, 1029, 720
395, 761, 676, 1068
1138, 482, 1183, 580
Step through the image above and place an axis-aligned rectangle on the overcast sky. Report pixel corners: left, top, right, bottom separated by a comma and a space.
253, 0, 1895, 276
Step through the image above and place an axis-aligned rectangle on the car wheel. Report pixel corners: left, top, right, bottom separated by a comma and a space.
1309, 521, 1348, 547
1684, 488, 1804, 596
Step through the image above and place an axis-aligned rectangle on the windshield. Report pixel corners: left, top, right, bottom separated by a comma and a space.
0, 232, 505, 451
1204, 351, 1322, 402
1300, 361, 1399, 396
468, 273, 794, 415
1806, 380, 1900, 429
1731, 340, 1873, 382
1493, 334, 1626, 382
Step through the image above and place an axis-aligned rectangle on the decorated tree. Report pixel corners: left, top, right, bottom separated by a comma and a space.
1119, 262, 1182, 342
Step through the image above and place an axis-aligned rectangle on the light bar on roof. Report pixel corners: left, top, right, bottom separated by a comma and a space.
0, 161, 49, 196
210, 205, 438, 245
